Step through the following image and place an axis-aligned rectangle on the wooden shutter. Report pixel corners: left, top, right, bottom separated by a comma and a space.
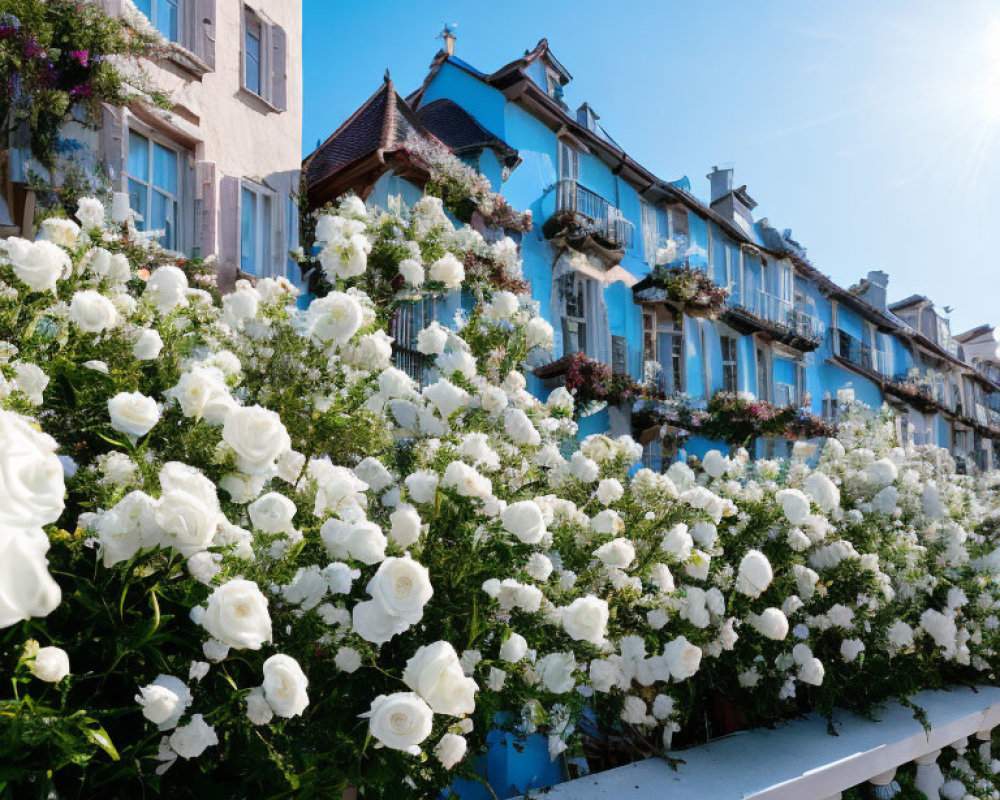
193, 0, 216, 69
99, 104, 126, 187
194, 161, 216, 258
270, 23, 287, 111
217, 176, 241, 288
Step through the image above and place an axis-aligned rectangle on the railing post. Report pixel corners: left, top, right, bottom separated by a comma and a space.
976, 727, 994, 761
914, 750, 944, 798
867, 768, 900, 798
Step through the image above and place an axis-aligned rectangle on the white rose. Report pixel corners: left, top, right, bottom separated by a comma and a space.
97, 491, 163, 566
6, 238, 69, 292
428, 252, 465, 288
145, 266, 189, 313
13, 362, 48, 405
803, 470, 840, 512
245, 686, 274, 726
416, 322, 449, 355
442, 461, 491, 499
108, 392, 160, 437
525, 316, 554, 350
594, 537, 635, 570
76, 197, 105, 230
661, 524, 693, 560
335, 646, 363, 673
167, 367, 234, 423
504, 408, 540, 446
534, 652, 577, 693
69, 290, 119, 333
736, 549, 773, 598
352, 557, 433, 644
39, 217, 80, 247
156, 463, 221, 557
136, 674, 192, 729
0, 411, 65, 529
423, 379, 470, 420
398, 257, 425, 287
526, 552, 553, 581
200, 579, 272, 650
390, 504, 423, 547
108, 253, 131, 283
28, 644, 70, 682
435, 733, 468, 770
502, 500, 546, 544
0, 528, 61, 627
320, 518, 387, 565
403, 641, 478, 716
568, 452, 599, 483
403, 469, 440, 503
133, 329, 164, 360
262, 654, 309, 718
546, 386, 574, 413
307, 291, 363, 346
220, 288, 260, 329
343, 330, 393, 371
222, 405, 291, 474
775, 488, 811, 526
168, 714, 218, 759
248, 492, 297, 535
363, 692, 433, 755
797, 656, 825, 685
749, 608, 789, 640
500, 633, 528, 663
561, 596, 609, 645
354, 457, 394, 493
663, 636, 702, 680
596, 478, 623, 506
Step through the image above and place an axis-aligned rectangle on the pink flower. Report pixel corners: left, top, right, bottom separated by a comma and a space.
71, 50, 89, 66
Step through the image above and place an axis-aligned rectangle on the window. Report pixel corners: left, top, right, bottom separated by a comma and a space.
244, 13, 263, 96
721, 335, 738, 393
241, 6, 287, 110
652, 306, 684, 395
135, 0, 180, 42
545, 69, 564, 102
127, 129, 180, 250
240, 183, 272, 276
558, 141, 579, 183
560, 273, 587, 355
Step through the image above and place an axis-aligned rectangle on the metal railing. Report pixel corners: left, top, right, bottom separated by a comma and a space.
832, 329, 891, 377
554, 179, 635, 250
744, 291, 825, 342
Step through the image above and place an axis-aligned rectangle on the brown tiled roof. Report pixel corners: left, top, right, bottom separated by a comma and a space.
303, 74, 435, 191
415, 99, 519, 169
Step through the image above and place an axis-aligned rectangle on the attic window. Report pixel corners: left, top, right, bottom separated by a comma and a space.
545, 68, 564, 102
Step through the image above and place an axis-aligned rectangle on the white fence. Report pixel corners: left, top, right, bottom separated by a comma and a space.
533, 685, 1000, 799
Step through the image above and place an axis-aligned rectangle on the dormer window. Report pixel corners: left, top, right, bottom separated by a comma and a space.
545, 68, 564, 102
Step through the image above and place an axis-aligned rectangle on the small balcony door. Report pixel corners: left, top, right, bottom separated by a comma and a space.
756, 344, 772, 403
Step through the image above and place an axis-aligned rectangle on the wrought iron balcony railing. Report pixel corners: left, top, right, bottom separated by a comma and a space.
553, 179, 635, 251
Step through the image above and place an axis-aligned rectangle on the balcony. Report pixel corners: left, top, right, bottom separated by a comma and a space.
539, 685, 1000, 800
830, 328, 891, 381
542, 179, 635, 266
722, 291, 825, 351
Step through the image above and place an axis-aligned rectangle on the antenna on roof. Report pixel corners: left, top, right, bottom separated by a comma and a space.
439, 22, 457, 57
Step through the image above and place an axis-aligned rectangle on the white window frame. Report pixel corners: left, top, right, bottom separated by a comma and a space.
125, 124, 187, 253
240, 179, 275, 277
721, 334, 739, 394
558, 140, 579, 183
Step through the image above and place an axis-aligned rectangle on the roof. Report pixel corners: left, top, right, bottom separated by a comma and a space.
415, 98, 520, 169
303, 74, 436, 192
955, 324, 996, 343
889, 294, 930, 312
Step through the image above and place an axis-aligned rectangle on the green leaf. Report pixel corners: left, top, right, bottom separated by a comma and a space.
84, 726, 120, 761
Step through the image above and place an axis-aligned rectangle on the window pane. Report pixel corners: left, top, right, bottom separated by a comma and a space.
245, 26, 261, 95
151, 191, 176, 249
260, 194, 272, 274
128, 177, 148, 227
156, 0, 178, 41
241, 188, 257, 274
153, 143, 178, 196
128, 130, 149, 181
134, 0, 152, 21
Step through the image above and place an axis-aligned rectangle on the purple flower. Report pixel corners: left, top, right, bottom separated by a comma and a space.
70, 49, 89, 67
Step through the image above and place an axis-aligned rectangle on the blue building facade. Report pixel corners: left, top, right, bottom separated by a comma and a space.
304, 36, 1000, 474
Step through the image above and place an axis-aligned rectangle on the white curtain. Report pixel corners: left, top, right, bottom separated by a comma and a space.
551, 252, 612, 364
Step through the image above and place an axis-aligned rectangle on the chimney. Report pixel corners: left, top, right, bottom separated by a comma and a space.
576, 102, 599, 133
440, 24, 456, 56
858, 270, 889, 311
707, 165, 733, 203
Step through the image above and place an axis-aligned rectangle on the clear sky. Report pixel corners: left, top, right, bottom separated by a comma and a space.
303, 0, 1000, 334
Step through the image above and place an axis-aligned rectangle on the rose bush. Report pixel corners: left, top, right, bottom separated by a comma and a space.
1, 193, 1000, 800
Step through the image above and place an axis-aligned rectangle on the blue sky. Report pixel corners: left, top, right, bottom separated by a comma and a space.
303, 0, 1000, 334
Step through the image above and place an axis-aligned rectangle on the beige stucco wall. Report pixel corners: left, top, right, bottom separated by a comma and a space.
138, 0, 302, 189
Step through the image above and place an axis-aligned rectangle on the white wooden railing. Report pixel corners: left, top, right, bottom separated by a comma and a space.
533, 685, 1000, 800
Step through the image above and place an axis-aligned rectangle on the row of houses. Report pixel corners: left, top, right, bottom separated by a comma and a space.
3, 6, 998, 471
303, 33, 1000, 472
